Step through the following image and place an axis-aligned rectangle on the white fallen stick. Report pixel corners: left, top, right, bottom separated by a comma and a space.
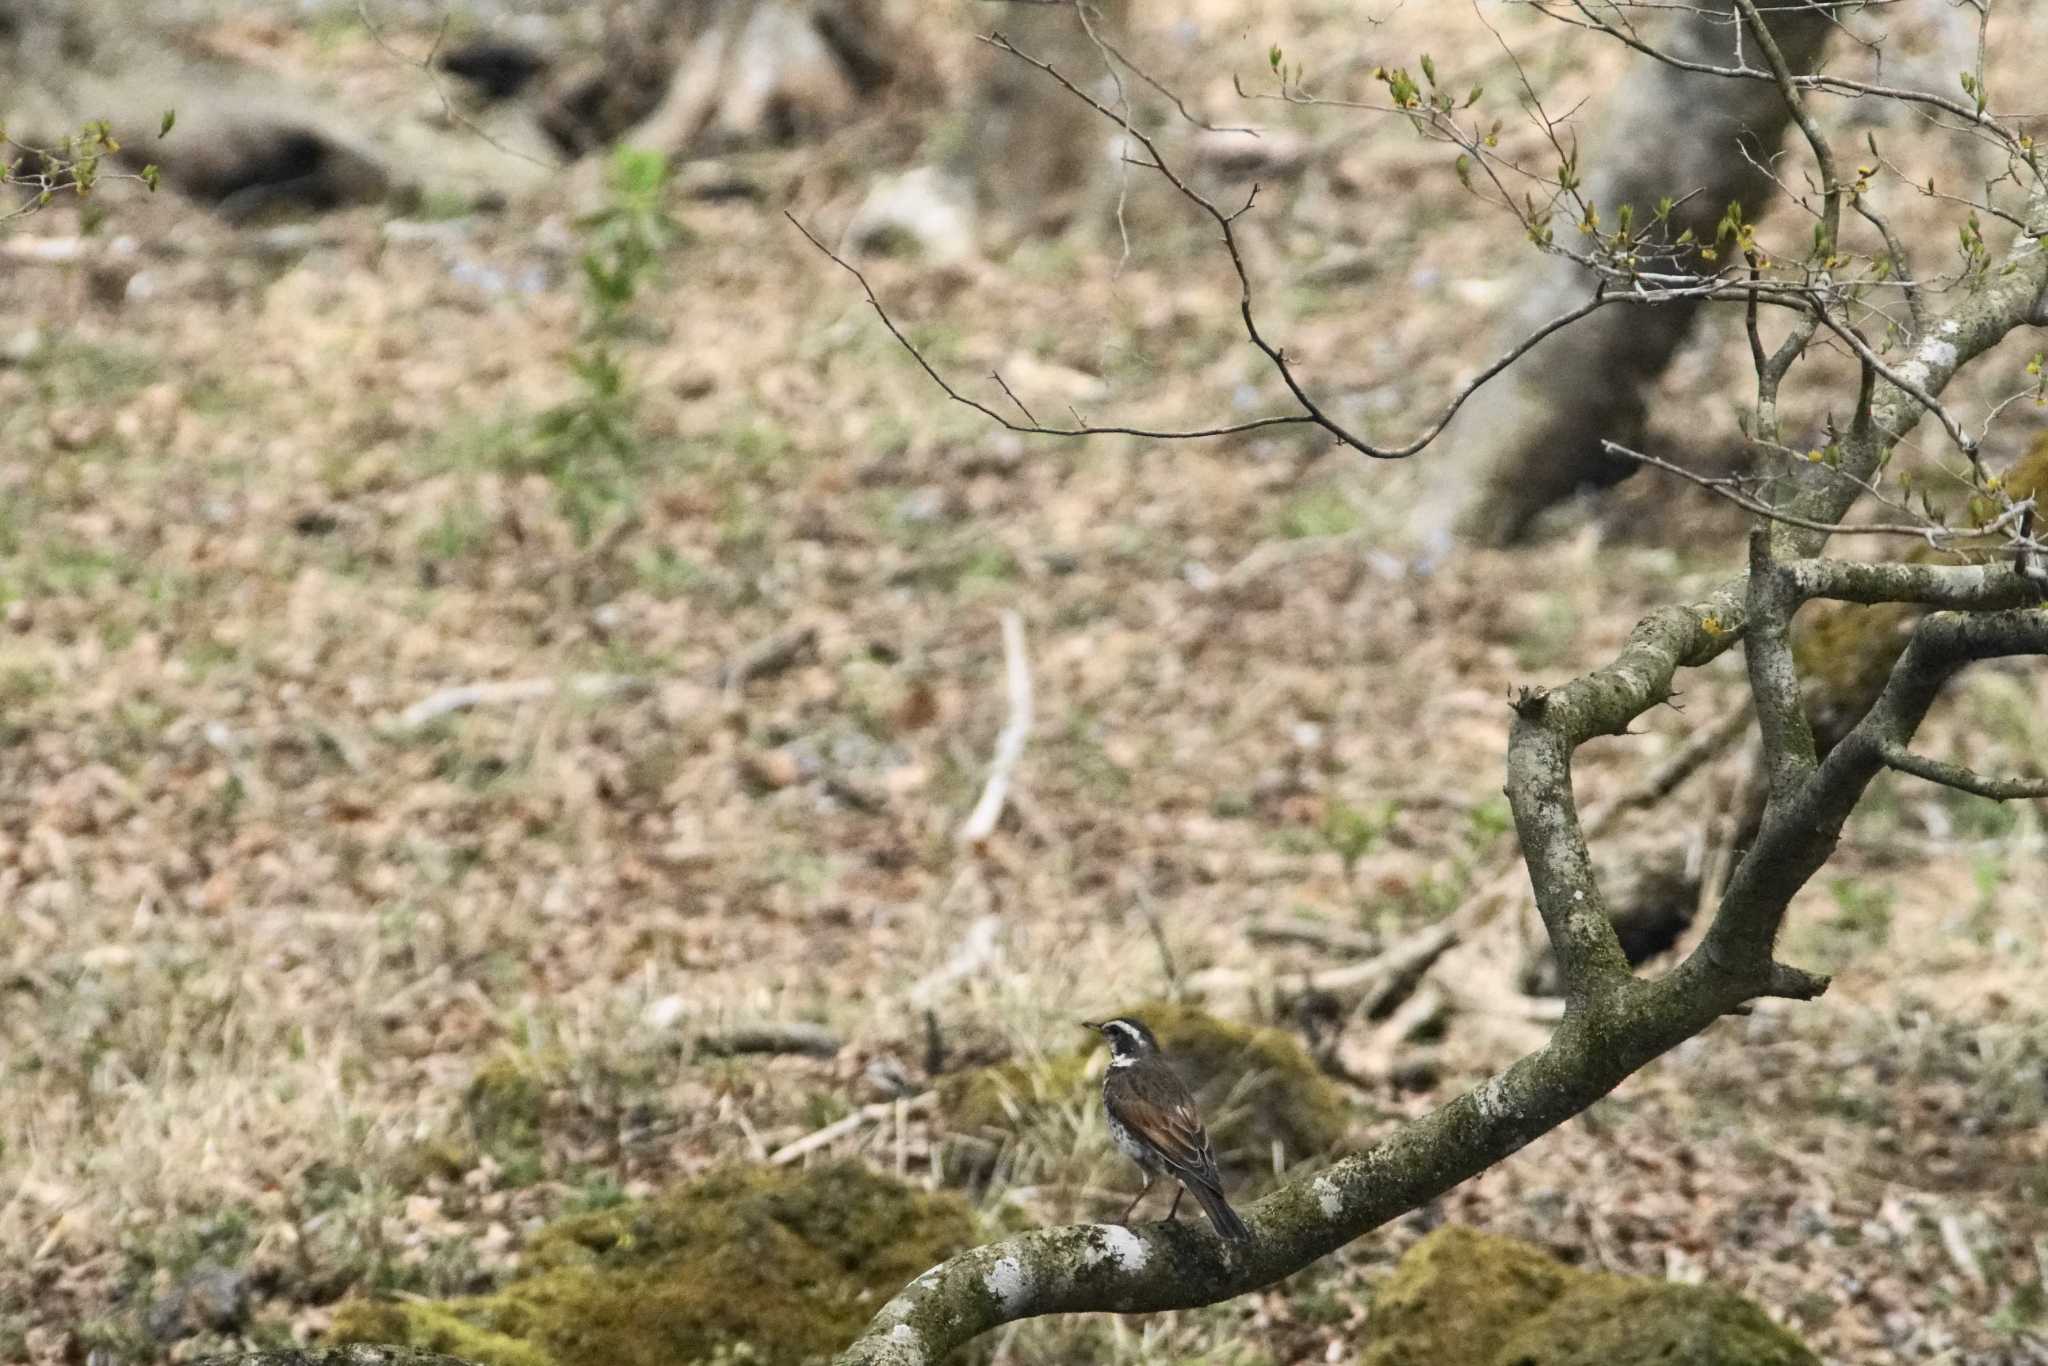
958, 610, 1033, 846
769, 1092, 936, 1166
397, 673, 646, 729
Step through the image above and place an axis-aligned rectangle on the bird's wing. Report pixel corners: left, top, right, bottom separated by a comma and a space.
1111, 1067, 1226, 1188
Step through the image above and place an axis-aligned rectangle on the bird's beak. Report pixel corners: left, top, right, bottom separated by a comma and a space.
1079, 1020, 1101, 1032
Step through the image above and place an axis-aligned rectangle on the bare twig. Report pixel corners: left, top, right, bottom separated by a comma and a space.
1732, 0, 1841, 258
698, 1023, 845, 1059
769, 1092, 936, 1166
959, 610, 1034, 846
790, 18, 1632, 465
397, 673, 648, 729
1245, 918, 1383, 957
1878, 742, 2048, 801
721, 625, 821, 690
1187, 922, 1457, 1011
1581, 704, 1754, 838
400, 623, 819, 728
1601, 441, 1947, 540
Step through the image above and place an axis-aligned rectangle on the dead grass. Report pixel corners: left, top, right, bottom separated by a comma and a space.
3, 2, 2047, 1363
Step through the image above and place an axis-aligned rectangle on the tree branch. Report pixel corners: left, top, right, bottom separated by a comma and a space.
1502, 709, 1633, 1007
834, 571, 1821, 1365
833, 953, 1800, 1364
1782, 557, 2048, 610
821, 15, 2048, 1364
1731, 0, 1841, 258
1878, 743, 2048, 801
1702, 603, 2048, 975
833, 569, 2046, 1366
1600, 441, 1944, 540
1743, 530, 1820, 806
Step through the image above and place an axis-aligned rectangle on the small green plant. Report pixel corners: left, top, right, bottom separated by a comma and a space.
1787, 877, 1897, 969
1465, 795, 1514, 846
1275, 487, 1362, 540
1828, 879, 1894, 946
533, 145, 681, 539
1321, 797, 1397, 878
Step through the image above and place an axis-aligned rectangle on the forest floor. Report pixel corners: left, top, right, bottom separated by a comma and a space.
2, 2, 2046, 1364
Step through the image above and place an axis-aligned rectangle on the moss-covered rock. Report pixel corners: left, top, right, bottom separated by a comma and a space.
330, 1161, 976, 1366
938, 1004, 1349, 1178
1364, 1227, 1817, 1366
462, 1056, 550, 1157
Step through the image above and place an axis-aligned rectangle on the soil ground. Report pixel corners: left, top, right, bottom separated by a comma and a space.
2, 3, 2045, 1364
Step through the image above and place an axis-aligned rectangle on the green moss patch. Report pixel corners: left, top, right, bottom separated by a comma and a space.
1364, 1227, 1817, 1366
939, 1004, 1349, 1179
329, 1161, 974, 1366
938, 1051, 1094, 1135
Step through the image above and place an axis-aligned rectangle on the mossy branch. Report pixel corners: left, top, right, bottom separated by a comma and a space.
834, 571, 1831, 1364
836, 575, 2044, 1366
833, 459, 2048, 1366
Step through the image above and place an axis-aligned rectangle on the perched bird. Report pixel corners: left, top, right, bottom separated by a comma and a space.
1083, 1017, 1251, 1245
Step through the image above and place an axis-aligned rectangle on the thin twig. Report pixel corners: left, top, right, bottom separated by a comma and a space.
400, 624, 818, 728
397, 674, 648, 729
1246, 918, 1383, 957
790, 23, 1630, 463
697, 1023, 845, 1059
1580, 704, 1754, 839
959, 610, 1034, 846
1601, 441, 1947, 540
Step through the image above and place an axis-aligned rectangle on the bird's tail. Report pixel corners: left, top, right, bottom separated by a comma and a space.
1186, 1179, 1251, 1245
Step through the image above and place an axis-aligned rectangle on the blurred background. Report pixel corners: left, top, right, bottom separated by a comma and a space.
2, 1, 2045, 1362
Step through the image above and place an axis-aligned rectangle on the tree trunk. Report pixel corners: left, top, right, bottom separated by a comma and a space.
948, 0, 1129, 236
537, 0, 922, 161
1412, 0, 1837, 546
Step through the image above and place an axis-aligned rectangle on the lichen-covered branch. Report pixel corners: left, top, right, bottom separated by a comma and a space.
834, 514, 2048, 1366
1743, 530, 1819, 806
1501, 711, 1630, 1006
1770, 178, 2048, 560
1784, 558, 2048, 611
833, 569, 1816, 1365
834, 961, 1788, 1365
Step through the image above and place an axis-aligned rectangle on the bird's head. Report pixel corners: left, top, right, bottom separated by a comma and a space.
1082, 1016, 1160, 1061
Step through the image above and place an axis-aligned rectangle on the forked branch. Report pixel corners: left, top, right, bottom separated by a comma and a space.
823, 11, 2048, 1362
